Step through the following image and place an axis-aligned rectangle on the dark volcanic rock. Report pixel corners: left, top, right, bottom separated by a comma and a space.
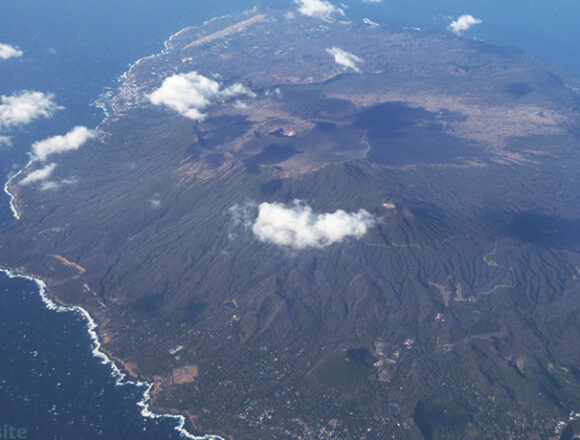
2, 7, 580, 440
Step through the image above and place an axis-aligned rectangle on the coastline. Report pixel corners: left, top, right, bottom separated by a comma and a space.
3, 166, 25, 220
2, 4, 580, 438
0, 266, 224, 440
0, 16, 237, 440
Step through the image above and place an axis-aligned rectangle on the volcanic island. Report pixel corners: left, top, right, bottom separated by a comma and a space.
2, 6, 580, 440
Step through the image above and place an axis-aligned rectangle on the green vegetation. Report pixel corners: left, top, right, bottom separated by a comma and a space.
1, 6, 580, 439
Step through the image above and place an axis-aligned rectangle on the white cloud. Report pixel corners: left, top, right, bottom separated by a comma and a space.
0, 136, 11, 147
294, 0, 345, 20
149, 196, 161, 208
250, 200, 376, 249
233, 100, 249, 109
221, 83, 256, 99
39, 180, 59, 191
31, 126, 96, 161
0, 43, 23, 60
149, 71, 254, 121
362, 18, 380, 26
39, 177, 76, 191
326, 47, 363, 72
0, 91, 62, 129
448, 14, 482, 34
20, 163, 56, 185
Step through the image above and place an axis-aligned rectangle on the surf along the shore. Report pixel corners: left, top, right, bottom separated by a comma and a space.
0, 266, 222, 440
0, 19, 229, 440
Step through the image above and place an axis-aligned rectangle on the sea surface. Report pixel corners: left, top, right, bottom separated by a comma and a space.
0, 1, 579, 438
0, 271, 190, 440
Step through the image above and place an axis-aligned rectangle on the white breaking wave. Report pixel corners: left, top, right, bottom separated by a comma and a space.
0, 268, 223, 440
0, 19, 231, 440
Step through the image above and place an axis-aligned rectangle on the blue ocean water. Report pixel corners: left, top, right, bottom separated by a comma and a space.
0, 1, 579, 438
0, 272, 187, 440
345, 0, 580, 76
0, 1, 288, 438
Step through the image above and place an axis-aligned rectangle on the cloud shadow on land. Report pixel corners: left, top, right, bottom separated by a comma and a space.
506, 211, 580, 250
